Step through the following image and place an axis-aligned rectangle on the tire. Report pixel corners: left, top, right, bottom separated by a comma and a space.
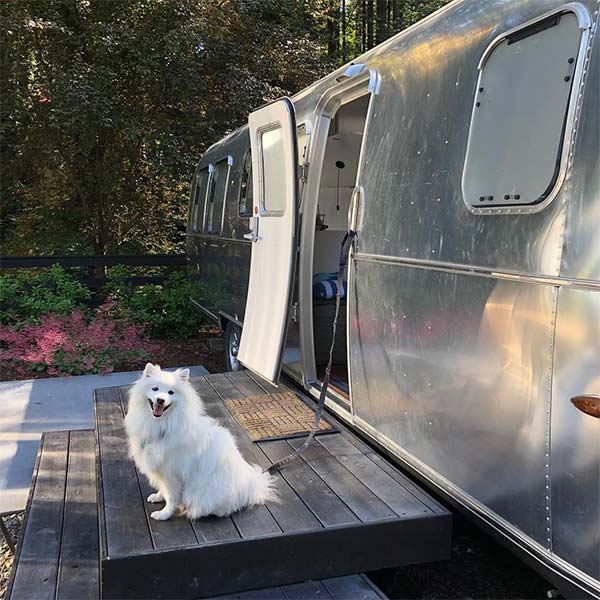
224, 321, 244, 372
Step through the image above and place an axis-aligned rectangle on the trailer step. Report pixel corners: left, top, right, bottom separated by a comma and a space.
94, 371, 452, 598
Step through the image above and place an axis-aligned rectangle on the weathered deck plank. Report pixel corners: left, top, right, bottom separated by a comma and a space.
259, 439, 361, 527
321, 575, 386, 599
56, 430, 100, 599
281, 579, 334, 599
215, 573, 385, 600
315, 435, 432, 518
95, 387, 152, 557
8, 431, 68, 600
287, 437, 397, 522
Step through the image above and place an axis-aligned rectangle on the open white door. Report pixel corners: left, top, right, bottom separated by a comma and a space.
237, 98, 298, 383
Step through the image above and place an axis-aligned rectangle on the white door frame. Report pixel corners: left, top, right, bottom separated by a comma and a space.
297, 65, 381, 401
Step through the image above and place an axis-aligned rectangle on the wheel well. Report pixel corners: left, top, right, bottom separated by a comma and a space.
218, 312, 243, 334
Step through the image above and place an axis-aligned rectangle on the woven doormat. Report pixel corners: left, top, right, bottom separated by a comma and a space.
224, 392, 334, 442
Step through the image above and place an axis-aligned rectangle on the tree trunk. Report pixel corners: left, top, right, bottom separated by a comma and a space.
366, 0, 374, 49
391, 0, 404, 33
376, 0, 386, 44
341, 0, 347, 62
327, 0, 339, 60
361, 0, 366, 53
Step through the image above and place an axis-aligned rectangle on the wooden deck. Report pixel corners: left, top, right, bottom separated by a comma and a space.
95, 371, 452, 599
4, 430, 387, 600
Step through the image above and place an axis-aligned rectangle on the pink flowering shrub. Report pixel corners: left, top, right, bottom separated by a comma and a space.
0, 303, 157, 377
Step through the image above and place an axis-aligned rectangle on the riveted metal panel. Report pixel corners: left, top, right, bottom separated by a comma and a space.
551, 287, 600, 581
349, 259, 556, 544
559, 12, 600, 283
341, 0, 595, 276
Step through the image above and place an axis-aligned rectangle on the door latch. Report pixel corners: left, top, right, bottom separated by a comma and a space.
291, 302, 299, 323
243, 216, 261, 242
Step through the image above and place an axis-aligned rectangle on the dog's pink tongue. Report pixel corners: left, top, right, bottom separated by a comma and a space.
153, 404, 164, 417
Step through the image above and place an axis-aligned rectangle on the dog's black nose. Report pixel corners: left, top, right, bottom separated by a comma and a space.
156, 398, 165, 406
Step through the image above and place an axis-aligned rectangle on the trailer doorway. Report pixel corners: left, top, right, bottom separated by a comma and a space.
312, 94, 370, 398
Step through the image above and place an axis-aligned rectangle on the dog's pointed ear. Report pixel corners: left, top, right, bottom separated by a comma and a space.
143, 363, 157, 378
175, 368, 190, 384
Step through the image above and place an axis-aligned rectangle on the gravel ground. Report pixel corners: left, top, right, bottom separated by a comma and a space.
369, 514, 554, 599
0, 512, 23, 600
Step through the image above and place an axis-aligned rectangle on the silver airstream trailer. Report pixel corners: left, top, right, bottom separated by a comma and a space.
187, 0, 600, 596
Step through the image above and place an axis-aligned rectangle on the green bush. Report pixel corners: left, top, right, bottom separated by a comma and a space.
0, 265, 91, 325
0, 264, 215, 341
105, 267, 206, 339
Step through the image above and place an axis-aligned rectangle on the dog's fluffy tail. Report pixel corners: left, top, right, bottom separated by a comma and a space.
250, 465, 278, 505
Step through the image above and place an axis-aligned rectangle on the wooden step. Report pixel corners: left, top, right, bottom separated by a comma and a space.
95, 371, 452, 599
4, 433, 388, 600
5, 430, 99, 600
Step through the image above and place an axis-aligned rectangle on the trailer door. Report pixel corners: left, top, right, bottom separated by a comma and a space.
237, 98, 298, 384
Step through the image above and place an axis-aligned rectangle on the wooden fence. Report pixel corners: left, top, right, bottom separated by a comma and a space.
0, 255, 188, 288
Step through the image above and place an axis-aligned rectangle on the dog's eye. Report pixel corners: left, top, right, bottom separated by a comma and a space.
168, 390, 174, 395
152, 387, 158, 391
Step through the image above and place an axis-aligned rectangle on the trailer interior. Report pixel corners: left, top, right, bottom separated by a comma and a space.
312, 94, 370, 396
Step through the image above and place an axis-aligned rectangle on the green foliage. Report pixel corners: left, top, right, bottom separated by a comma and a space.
0, 265, 91, 325
0, 263, 215, 341
0, 0, 332, 257
105, 267, 207, 339
0, 308, 155, 377
1, 0, 450, 258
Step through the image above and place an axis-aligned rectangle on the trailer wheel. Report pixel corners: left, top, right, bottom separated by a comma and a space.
224, 321, 244, 372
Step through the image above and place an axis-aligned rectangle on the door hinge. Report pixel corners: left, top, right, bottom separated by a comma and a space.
291, 302, 299, 323
298, 163, 309, 183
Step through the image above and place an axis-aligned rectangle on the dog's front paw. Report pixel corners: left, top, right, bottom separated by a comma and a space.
147, 492, 164, 503
151, 509, 173, 521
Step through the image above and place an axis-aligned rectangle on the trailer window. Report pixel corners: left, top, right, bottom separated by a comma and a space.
204, 160, 228, 234
238, 149, 253, 217
462, 9, 586, 212
190, 168, 208, 232
259, 126, 286, 215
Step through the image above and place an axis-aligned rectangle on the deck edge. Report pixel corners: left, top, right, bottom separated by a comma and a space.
101, 513, 451, 598
3, 432, 44, 600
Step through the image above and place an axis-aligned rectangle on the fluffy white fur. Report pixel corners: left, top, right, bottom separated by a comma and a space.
124, 363, 276, 521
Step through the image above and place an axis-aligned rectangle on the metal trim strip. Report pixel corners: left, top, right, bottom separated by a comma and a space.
189, 297, 219, 323
353, 252, 600, 291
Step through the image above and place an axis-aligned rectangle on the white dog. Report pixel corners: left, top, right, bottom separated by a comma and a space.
124, 363, 275, 521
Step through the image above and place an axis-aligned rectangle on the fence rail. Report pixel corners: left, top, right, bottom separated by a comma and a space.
0, 255, 187, 268
0, 255, 189, 289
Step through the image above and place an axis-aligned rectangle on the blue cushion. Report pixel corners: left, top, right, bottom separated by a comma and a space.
313, 278, 347, 300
